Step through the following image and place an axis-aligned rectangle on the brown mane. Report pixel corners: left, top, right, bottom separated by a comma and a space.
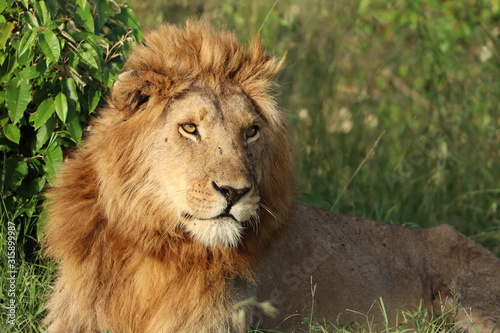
113, 20, 286, 126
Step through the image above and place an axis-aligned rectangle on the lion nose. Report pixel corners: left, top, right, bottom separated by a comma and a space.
212, 182, 251, 207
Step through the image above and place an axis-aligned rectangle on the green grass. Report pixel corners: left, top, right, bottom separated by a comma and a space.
1, 201, 52, 333
2, 0, 499, 332
247, 297, 470, 333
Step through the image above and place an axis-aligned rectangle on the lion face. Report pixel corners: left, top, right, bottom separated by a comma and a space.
88, 22, 293, 253
147, 86, 266, 248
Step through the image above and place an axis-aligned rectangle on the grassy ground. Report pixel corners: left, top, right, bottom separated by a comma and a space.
1, 0, 499, 332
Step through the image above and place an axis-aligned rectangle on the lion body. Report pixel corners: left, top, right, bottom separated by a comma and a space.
256, 203, 500, 331
44, 21, 500, 333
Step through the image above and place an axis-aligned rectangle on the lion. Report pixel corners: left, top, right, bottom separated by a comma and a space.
43, 20, 500, 333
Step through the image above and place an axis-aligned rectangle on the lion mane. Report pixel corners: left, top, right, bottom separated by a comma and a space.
43, 20, 292, 332
44, 20, 500, 333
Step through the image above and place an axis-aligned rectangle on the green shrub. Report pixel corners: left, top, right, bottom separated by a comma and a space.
0, 1, 141, 330
0, 0, 141, 253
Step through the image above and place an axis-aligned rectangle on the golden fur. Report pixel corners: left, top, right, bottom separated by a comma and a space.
44, 21, 500, 333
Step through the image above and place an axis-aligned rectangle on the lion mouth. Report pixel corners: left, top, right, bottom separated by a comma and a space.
182, 212, 239, 222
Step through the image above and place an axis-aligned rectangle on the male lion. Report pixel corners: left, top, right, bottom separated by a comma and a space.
44, 21, 500, 333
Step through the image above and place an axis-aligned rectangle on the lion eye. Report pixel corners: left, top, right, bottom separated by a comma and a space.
245, 125, 259, 141
180, 123, 198, 135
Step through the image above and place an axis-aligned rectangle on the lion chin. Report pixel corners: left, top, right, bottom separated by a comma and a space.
182, 213, 256, 248
43, 20, 500, 333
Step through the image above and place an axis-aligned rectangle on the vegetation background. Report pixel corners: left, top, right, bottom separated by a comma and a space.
1, 0, 499, 332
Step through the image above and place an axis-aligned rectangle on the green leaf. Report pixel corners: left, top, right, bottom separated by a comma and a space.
17, 27, 37, 57
3, 123, 21, 144
75, 4, 95, 33
115, 7, 140, 30
18, 176, 47, 197
35, 115, 56, 150
6, 77, 32, 124
0, 21, 14, 50
54, 92, 68, 122
0, 49, 17, 80
30, 98, 55, 129
0, 112, 8, 126
79, 49, 99, 69
88, 87, 101, 113
43, 142, 63, 179
18, 63, 44, 81
23, 9, 40, 27
17, 50, 34, 68
53, 64, 85, 87
18, 0, 29, 10
96, 0, 112, 31
63, 78, 83, 143
103, 66, 117, 88
0, 1, 8, 13
66, 113, 83, 143
45, 0, 58, 19
34, 0, 51, 27
77, 0, 87, 9
3, 155, 28, 191
63, 77, 80, 112
0, 51, 6, 66
38, 29, 61, 63
80, 35, 104, 64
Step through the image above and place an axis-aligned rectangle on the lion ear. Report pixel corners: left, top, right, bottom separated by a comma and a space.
111, 70, 178, 118
110, 71, 149, 117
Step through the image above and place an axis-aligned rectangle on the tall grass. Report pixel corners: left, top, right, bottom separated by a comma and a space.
1, 200, 52, 332
247, 297, 467, 333
129, 0, 500, 255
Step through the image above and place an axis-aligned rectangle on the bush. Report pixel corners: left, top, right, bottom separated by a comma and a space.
0, 1, 141, 330
0, 0, 141, 255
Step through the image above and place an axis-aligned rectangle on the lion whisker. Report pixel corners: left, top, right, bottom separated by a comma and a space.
249, 214, 260, 235
171, 189, 190, 197
259, 202, 278, 220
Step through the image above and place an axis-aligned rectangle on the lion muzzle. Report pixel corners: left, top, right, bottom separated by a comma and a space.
212, 181, 251, 210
